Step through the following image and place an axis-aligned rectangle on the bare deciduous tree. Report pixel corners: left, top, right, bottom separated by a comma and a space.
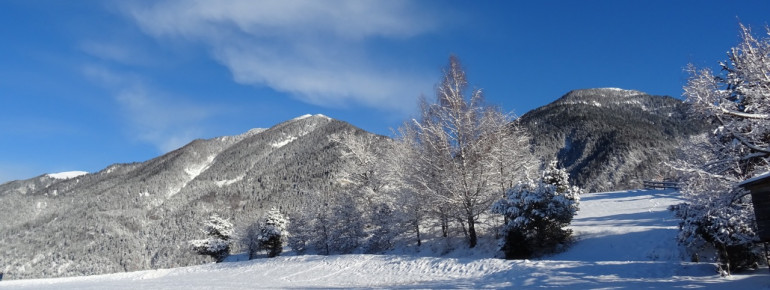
397, 56, 532, 248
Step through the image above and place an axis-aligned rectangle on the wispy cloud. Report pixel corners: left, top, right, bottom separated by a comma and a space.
79, 40, 152, 67
123, 0, 439, 113
82, 65, 220, 152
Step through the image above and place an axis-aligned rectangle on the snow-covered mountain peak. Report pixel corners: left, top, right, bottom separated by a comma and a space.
47, 171, 88, 180
552, 88, 666, 112
241, 128, 267, 138
313, 114, 332, 120
561, 88, 646, 101
268, 114, 335, 148
292, 114, 332, 122
293, 114, 314, 121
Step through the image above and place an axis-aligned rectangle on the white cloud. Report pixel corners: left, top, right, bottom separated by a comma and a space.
123, 0, 438, 113
127, 0, 435, 41
83, 65, 220, 152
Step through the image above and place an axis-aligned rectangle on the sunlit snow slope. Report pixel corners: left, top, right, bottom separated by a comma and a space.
5, 189, 769, 289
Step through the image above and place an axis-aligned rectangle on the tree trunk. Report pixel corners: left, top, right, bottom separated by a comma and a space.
716, 242, 731, 276
322, 224, 330, 255
414, 220, 422, 247
467, 211, 477, 248
458, 217, 468, 238
441, 213, 449, 238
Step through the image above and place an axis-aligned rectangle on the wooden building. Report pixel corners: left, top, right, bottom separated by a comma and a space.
739, 172, 770, 243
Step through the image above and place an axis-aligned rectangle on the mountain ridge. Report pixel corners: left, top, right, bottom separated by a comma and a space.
0, 114, 387, 279
519, 88, 704, 192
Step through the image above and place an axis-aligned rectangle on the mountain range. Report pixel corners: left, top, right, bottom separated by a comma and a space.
0, 89, 702, 279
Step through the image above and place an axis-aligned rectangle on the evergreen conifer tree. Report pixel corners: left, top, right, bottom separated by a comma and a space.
258, 208, 288, 258
189, 214, 233, 263
492, 162, 580, 259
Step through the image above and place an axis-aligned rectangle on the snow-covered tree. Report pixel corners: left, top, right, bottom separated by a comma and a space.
258, 208, 288, 258
287, 211, 313, 254
364, 203, 397, 253
396, 55, 533, 248
331, 130, 402, 251
486, 111, 537, 195
330, 132, 389, 200
387, 126, 431, 246
189, 214, 233, 263
492, 162, 580, 259
239, 222, 261, 260
326, 195, 365, 254
287, 193, 365, 255
307, 206, 334, 255
672, 24, 770, 274
542, 161, 577, 194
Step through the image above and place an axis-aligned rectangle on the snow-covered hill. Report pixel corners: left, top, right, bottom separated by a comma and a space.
6, 189, 768, 288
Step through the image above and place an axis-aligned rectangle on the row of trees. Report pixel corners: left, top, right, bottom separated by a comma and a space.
189, 56, 580, 262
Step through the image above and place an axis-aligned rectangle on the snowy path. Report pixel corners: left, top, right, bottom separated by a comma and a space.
4, 189, 770, 289
556, 189, 683, 262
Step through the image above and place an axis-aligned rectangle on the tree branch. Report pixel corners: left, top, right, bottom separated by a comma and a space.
719, 106, 770, 119
734, 134, 770, 154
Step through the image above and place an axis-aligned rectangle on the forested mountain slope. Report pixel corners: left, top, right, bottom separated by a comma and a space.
519, 88, 705, 192
0, 114, 388, 279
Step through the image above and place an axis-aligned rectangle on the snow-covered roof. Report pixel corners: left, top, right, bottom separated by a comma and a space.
738, 170, 770, 187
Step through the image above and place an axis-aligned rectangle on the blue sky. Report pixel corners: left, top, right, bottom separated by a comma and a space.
1, 0, 768, 183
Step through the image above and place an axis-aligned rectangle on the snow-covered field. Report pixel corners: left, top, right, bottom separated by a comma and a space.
4, 189, 769, 289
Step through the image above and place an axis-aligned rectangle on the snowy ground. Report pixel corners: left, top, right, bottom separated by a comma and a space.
4, 189, 770, 289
